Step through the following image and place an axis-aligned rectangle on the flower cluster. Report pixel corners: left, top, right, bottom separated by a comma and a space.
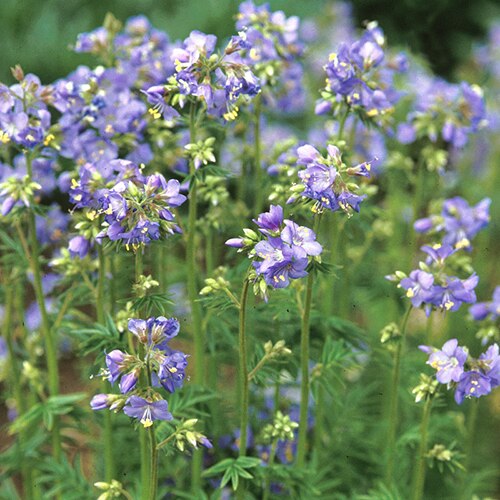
419, 339, 500, 404
234, 0, 305, 112
226, 204, 322, 291
74, 15, 175, 88
0, 69, 54, 150
388, 244, 479, 316
414, 196, 491, 251
144, 29, 260, 123
91, 316, 187, 427
68, 160, 186, 254
397, 78, 487, 149
316, 21, 403, 122
289, 143, 375, 215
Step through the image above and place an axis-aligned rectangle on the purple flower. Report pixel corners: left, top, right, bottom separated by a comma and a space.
420, 339, 468, 384
479, 344, 500, 386
123, 396, 172, 427
400, 270, 435, 308
253, 205, 284, 235
454, 371, 491, 404
158, 351, 188, 393
105, 350, 127, 384
280, 220, 322, 257
119, 371, 139, 394
470, 286, 500, 321
253, 239, 308, 289
90, 394, 110, 411
68, 236, 91, 258
433, 274, 478, 312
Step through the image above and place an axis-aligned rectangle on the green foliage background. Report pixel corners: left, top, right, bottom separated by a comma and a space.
1, 0, 499, 84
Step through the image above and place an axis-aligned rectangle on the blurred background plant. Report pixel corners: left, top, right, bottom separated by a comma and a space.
1, 0, 499, 84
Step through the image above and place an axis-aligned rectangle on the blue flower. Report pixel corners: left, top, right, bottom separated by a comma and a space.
454, 371, 491, 404
470, 286, 500, 321
123, 396, 172, 427
420, 339, 468, 384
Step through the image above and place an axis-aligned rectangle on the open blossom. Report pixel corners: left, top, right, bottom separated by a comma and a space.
226, 204, 322, 291
414, 197, 491, 250
419, 339, 467, 384
389, 242, 479, 316
91, 316, 187, 425
68, 161, 186, 253
400, 270, 435, 308
123, 396, 172, 427
316, 21, 403, 122
235, 0, 305, 113
290, 143, 374, 215
420, 339, 500, 405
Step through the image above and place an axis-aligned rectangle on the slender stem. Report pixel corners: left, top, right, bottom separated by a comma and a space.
205, 230, 214, 275
235, 278, 251, 500
238, 278, 251, 457
263, 439, 278, 500
408, 158, 427, 267
253, 94, 263, 214
148, 427, 158, 500
247, 353, 271, 382
97, 246, 115, 482
296, 271, 314, 467
296, 216, 321, 467
25, 155, 61, 462
186, 103, 204, 384
134, 249, 150, 500
187, 103, 205, 492
412, 397, 432, 500
156, 431, 179, 451
337, 106, 350, 142
313, 383, 325, 466
460, 399, 479, 499
425, 313, 434, 345
4, 280, 33, 498
385, 305, 413, 483
110, 255, 117, 315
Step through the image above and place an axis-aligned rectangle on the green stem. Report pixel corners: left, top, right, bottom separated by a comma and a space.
4, 281, 33, 498
236, 278, 251, 500
253, 94, 263, 214
238, 278, 251, 457
385, 305, 412, 483
148, 427, 158, 500
97, 246, 115, 482
412, 397, 432, 500
460, 399, 479, 499
187, 103, 204, 492
134, 250, 149, 499
296, 216, 321, 467
25, 155, 61, 462
263, 439, 278, 500
205, 230, 214, 275
296, 270, 314, 467
337, 106, 350, 143
408, 158, 427, 266
313, 383, 325, 466
425, 313, 434, 345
